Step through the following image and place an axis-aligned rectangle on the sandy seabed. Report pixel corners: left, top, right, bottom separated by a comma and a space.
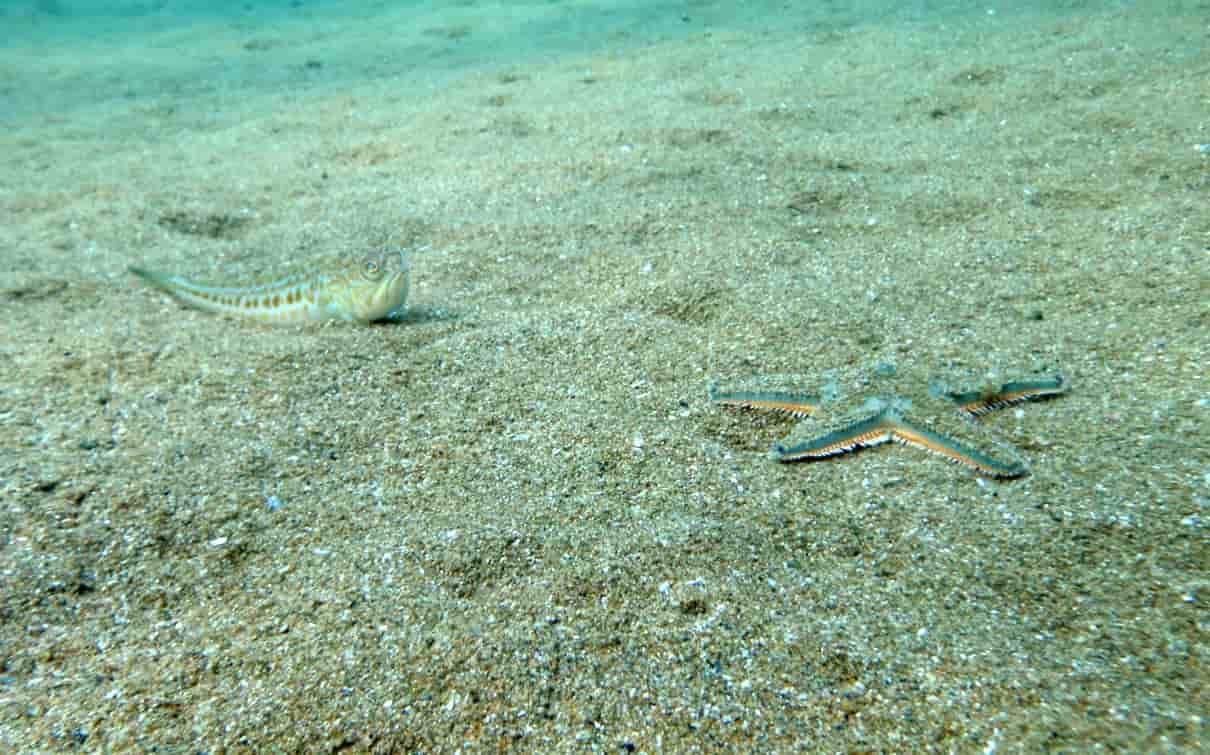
1, 1, 1207, 751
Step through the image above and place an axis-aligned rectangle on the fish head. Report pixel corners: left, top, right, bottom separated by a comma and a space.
334, 247, 411, 322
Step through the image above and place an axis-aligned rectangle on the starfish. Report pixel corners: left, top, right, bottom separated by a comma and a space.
710, 366, 1065, 478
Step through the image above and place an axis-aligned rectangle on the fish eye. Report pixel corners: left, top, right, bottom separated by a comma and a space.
362, 257, 383, 279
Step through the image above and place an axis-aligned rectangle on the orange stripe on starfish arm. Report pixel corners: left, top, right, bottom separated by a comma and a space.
774, 411, 896, 461
710, 389, 821, 418
951, 376, 1066, 417
890, 422, 1026, 478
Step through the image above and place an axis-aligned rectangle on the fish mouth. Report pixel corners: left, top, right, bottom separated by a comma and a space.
365, 268, 411, 321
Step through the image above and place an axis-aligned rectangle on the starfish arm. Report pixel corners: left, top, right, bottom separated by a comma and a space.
774, 409, 895, 461
889, 416, 1027, 478
949, 376, 1066, 417
710, 389, 821, 418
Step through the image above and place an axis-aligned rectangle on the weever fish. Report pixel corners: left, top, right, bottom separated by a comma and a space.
129, 247, 410, 324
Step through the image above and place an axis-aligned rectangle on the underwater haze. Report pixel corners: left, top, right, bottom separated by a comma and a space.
0, 0, 1151, 122
2, 0, 1206, 751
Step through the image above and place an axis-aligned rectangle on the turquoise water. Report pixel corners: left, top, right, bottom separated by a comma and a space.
0, 1, 1112, 124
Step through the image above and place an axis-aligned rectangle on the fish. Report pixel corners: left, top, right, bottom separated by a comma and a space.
129, 247, 410, 324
